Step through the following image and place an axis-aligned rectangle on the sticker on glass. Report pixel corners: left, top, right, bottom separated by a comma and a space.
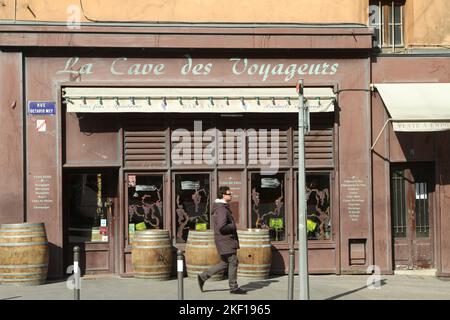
261, 178, 280, 188
181, 181, 200, 190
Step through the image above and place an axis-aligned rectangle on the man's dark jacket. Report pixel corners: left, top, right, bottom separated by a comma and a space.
212, 200, 239, 255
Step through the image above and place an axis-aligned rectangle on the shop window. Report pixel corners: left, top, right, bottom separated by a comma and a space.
415, 182, 430, 238
174, 173, 210, 242
296, 172, 332, 241
67, 173, 113, 243
251, 173, 285, 242
369, 0, 404, 49
127, 175, 164, 243
306, 173, 331, 240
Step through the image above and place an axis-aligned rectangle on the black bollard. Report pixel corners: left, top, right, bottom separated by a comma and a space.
288, 246, 295, 300
177, 250, 184, 300
73, 246, 80, 300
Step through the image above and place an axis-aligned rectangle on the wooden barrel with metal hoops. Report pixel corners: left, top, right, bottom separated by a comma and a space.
237, 229, 272, 279
0, 223, 49, 285
131, 229, 173, 280
185, 230, 223, 281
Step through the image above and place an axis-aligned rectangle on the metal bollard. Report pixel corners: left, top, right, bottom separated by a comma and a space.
177, 250, 184, 300
288, 246, 295, 300
73, 246, 81, 300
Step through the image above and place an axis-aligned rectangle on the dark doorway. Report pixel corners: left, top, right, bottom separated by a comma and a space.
63, 169, 119, 275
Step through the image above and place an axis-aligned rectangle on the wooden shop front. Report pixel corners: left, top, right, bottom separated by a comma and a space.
0, 24, 374, 278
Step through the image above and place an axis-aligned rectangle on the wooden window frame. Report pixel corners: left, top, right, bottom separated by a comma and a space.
369, 0, 405, 50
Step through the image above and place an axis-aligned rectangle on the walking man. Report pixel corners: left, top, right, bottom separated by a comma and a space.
197, 186, 247, 294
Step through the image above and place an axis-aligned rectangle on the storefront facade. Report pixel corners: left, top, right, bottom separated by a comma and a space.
0, 25, 376, 278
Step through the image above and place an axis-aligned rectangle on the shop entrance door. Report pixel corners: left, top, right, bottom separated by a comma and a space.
64, 170, 118, 275
391, 164, 434, 270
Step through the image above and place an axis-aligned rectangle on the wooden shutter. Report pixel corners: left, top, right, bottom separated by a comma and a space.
124, 115, 168, 167
294, 113, 334, 168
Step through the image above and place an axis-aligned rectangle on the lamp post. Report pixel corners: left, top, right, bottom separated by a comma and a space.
296, 79, 310, 300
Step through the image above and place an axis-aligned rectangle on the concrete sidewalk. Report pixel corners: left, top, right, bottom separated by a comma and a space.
1, 274, 450, 300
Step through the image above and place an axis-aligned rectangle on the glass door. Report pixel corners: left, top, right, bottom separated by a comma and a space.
64, 170, 118, 274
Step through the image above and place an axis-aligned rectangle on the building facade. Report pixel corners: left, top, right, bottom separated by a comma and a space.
0, 0, 449, 278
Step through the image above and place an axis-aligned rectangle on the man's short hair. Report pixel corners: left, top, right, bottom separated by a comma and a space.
217, 186, 230, 199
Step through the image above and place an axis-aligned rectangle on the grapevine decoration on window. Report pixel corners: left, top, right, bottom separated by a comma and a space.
306, 178, 330, 240
253, 185, 284, 230
176, 187, 209, 242
252, 175, 285, 241
128, 185, 163, 229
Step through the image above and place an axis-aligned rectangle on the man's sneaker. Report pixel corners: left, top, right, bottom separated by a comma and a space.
197, 274, 205, 292
230, 287, 247, 294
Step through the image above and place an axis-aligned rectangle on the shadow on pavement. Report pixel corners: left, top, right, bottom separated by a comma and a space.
325, 279, 387, 300
241, 279, 279, 292
203, 279, 279, 293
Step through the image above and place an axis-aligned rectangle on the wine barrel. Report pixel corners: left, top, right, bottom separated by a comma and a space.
237, 229, 272, 279
0, 223, 49, 285
131, 229, 173, 280
185, 230, 223, 281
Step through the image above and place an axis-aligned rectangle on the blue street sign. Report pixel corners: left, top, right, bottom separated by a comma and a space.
27, 101, 56, 115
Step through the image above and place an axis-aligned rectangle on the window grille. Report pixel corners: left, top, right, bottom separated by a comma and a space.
369, 1, 405, 50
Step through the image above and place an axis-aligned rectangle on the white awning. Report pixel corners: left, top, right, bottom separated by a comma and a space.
62, 87, 335, 113
374, 83, 450, 132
